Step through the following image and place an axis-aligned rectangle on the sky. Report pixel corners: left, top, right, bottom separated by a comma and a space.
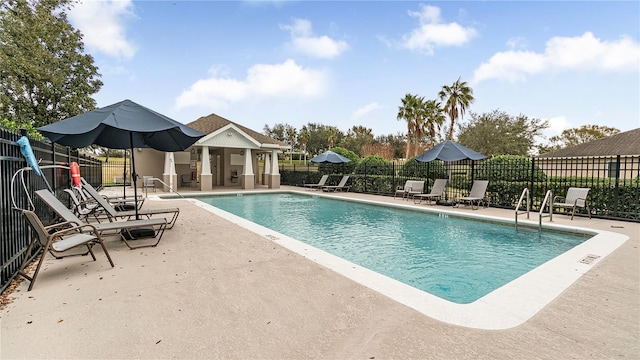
67, 0, 640, 143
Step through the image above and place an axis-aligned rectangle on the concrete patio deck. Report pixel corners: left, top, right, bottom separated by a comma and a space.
1, 186, 638, 359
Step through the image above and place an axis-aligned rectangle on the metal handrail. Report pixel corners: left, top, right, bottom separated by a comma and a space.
515, 187, 530, 228
145, 177, 185, 198
539, 190, 553, 231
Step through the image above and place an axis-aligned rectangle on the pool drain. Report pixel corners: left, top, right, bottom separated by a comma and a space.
578, 254, 600, 264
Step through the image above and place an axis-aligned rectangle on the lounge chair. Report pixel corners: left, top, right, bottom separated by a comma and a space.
17, 209, 114, 291
64, 188, 103, 221
553, 187, 591, 220
322, 176, 350, 192
394, 180, 425, 200
76, 180, 143, 211
414, 179, 448, 205
304, 175, 329, 191
81, 178, 180, 229
456, 180, 489, 210
143, 176, 156, 193
35, 189, 168, 249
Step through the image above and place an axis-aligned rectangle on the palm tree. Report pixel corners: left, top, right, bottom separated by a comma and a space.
298, 127, 310, 162
285, 126, 297, 164
397, 93, 420, 159
423, 99, 446, 147
438, 77, 475, 140
327, 127, 336, 149
412, 96, 427, 157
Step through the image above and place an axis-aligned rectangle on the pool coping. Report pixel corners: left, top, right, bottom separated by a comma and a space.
160, 190, 629, 330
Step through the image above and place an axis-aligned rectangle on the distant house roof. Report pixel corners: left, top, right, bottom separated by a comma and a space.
537, 128, 640, 158
187, 113, 286, 147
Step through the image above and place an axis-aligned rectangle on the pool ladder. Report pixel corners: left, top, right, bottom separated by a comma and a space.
515, 188, 530, 229
515, 188, 554, 231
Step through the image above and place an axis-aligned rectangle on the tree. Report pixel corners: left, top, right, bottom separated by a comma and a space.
338, 125, 374, 156
0, 0, 102, 127
397, 93, 425, 158
457, 109, 548, 156
327, 127, 336, 149
438, 77, 474, 140
298, 127, 310, 162
545, 125, 620, 151
302, 123, 344, 156
422, 99, 445, 147
285, 125, 297, 164
263, 123, 288, 142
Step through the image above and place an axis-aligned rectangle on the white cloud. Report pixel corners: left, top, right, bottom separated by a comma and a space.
352, 102, 381, 118
400, 5, 477, 54
545, 116, 572, 137
68, 0, 136, 59
474, 32, 640, 83
280, 18, 349, 59
175, 59, 328, 109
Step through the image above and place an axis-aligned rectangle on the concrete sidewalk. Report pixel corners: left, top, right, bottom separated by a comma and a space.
1, 188, 638, 359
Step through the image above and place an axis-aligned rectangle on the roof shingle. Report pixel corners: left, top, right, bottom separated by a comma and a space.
187, 113, 286, 147
537, 128, 640, 158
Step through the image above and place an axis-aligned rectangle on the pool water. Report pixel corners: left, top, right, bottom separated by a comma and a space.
196, 193, 590, 304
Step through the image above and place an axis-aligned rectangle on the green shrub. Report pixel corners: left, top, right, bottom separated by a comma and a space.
354, 155, 392, 176
400, 157, 447, 179
476, 155, 546, 182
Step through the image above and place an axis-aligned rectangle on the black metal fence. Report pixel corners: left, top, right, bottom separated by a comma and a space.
1, 128, 103, 293
281, 155, 640, 222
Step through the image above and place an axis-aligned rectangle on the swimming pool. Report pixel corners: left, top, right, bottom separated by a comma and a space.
182, 190, 628, 329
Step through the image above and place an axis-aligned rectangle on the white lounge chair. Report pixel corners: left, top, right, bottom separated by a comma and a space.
322, 176, 350, 192
414, 179, 448, 205
394, 180, 425, 200
36, 189, 168, 249
304, 175, 329, 191
80, 178, 180, 229
553, 187, 591, 220
18, 209, 114, 291
457, 180, 489, 210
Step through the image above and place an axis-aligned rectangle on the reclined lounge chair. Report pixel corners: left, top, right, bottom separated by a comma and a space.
394, 180, 425, 200
553, 187, 591, 220
18, 209, 114, 291
456, 180, 489, 210
304, 175, 329, 191
36, 190, 168, 249
81, 178, 180, 229
414, 179, 448, 205
322, 176, 350, 192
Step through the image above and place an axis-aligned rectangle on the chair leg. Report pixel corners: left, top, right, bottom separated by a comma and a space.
26, 242, 52, 291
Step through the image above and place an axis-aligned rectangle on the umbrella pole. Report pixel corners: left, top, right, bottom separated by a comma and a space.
130, 134, 140, 220
123, 149, 127, 198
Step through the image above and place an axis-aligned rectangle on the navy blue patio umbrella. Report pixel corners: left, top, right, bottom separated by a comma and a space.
309, 150, 351, 164
38, 99, 204, 220
415, 140, 486, 203
414, 140, 486, 162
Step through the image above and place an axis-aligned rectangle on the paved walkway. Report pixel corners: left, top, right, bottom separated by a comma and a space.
1, 186, 638, 359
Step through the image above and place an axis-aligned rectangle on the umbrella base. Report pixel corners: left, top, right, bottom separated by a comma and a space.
436, 200, 457, 206
121, 228, 156, 240
114, 204, 136, 211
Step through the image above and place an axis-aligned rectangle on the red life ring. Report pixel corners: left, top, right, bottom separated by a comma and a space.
70, 161, 81, 187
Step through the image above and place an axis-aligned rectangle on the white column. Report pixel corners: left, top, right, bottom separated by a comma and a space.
270, 150, 280, 175
163, 152, 177, 192
242, 149, 253, 176
264, 154, 271, 175
201, 146, 211, 175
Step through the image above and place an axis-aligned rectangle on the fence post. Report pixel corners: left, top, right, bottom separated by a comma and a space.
51, 142, 57, 190
530, 157, 535, 199
614, 155, 621, 218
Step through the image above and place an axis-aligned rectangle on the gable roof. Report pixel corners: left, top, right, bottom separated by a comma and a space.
187, 113, 287, 147
537, 128, 640, 158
